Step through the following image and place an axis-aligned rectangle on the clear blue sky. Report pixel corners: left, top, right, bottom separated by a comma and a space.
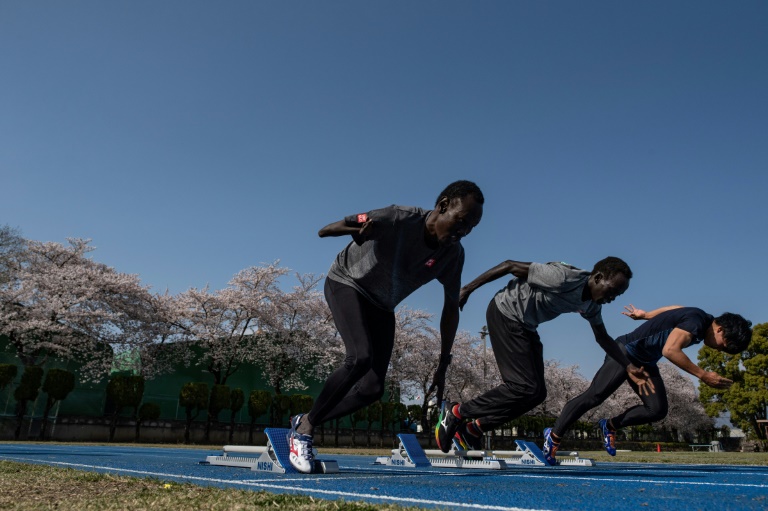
2, 1, 766, 380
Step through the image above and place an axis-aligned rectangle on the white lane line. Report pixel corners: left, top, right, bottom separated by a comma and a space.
499, 472, 768, 489
0, 455, 550, 511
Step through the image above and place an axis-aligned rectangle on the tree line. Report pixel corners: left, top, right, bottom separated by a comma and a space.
1, 225, 765, 447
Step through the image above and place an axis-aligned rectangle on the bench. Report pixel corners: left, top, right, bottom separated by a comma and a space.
689, 441, 722, 452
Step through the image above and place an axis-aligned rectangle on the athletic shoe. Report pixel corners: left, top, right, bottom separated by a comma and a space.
435, 401, 462, 453
542, 428, 559, 466
598, 419, 617, 456
455, 422, 484, 451
287, 414, 315, 473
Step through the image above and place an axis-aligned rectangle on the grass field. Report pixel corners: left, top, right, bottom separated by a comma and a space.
1, 443, 766, 511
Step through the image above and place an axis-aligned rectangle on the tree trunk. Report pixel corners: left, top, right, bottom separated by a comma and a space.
184, 409, 193, 444
204, 414, 212, 443
14, 400, 27, 440
109, 410, 119, 442
39, 397, 54, 441
334, 418, 339, 447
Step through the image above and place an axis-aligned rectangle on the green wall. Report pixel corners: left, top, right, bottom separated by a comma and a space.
0, 335, 329, 425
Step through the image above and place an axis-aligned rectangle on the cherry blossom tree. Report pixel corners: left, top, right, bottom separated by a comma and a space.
443, 330, 493, 402
392, 309, 490, 433
0, 225, 24, 286
249, 273, 341, 396
655, 362, 714, 439
583, 362, 713, 440
392, 312, 441, 431
534, 361, 590, 418
387, 307, 436, 403
0, 238, 157, 381
172, 263, 288, 385
131, 291, 190, 379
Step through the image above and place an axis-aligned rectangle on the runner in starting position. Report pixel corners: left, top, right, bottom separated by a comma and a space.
541, 304, 752, 465
288, 180, 484, 473
435, 257, 645, 453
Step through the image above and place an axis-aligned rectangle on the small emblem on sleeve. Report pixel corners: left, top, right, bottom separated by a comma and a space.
357, 213, 368, 223
425, 258, 436, 268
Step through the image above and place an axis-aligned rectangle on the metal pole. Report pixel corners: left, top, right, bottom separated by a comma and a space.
480, 326, 488, 384
479, 326, 490, 450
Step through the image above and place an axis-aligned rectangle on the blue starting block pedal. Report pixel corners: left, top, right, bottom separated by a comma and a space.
517, 440, 548, 465
374, 433, 431, 468
375, 434, 505, 470
201, 427, 339, 474
492, 441, 595, 467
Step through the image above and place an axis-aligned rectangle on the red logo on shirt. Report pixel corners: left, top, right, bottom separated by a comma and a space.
425, 258, 436, 268
357, 213, 368, 223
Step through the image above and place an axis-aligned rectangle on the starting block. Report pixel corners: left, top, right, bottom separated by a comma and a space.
423, 447, 507, 470
374, 433, 432, 468
201, 427, 339, 474
374, 434, 505, 470
492, 440, 595, 467
373, 434, 594, 469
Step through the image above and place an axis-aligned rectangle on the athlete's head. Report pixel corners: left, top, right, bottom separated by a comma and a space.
435, 180, 485, 207
706, 313, 752, 354
429, 180, 484, 246
587, 256, 632, 305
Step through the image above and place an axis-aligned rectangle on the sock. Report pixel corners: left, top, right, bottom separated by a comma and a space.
466, 420, 482, 437
451, 404, 463, 419
296, 416, 314, 436
550, 431, 561, 444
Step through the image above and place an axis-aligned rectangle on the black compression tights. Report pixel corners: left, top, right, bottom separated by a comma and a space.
306, 278, 395, 427
552, 350, 668, 438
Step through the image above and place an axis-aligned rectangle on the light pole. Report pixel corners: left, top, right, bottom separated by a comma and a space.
479, 325, 488, 386
479, 325, 489, 450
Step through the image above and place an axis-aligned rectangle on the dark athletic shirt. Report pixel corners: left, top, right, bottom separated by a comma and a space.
326, 205, 464, 311
494, 262, 603, 331
620, 307, 713, 365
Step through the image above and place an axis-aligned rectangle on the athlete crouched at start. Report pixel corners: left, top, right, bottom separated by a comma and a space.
542, 305, 752, 465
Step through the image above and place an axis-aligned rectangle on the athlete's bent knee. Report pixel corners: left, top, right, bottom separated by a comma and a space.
356, 386, 385, 407
343, 354, 373, 378
531, 386, 547, 407
645, 403, 668, 423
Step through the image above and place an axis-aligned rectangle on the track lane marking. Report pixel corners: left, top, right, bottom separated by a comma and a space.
0, 455, 550, 511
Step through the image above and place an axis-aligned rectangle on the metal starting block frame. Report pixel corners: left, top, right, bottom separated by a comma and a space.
201, 427, 339, 474
374, 434, 505, 470
373, 434, 594, 469
493, 440, 595, 467
374, 433, 432, 468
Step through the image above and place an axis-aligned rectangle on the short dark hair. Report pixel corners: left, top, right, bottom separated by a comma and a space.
591, 256, 633, 280
715, 313, 752, 355
436, 180, 484, 206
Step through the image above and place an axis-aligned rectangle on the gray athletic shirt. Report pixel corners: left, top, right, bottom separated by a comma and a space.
493, 262, 603, 331
327, 205, 464, 312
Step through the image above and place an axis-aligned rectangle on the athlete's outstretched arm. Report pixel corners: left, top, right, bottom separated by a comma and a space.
662, 328, 733, 389
429, 288, 461, 405
459, 260, 531, 310
318, 218, 373, 238
623, 304, 684, 320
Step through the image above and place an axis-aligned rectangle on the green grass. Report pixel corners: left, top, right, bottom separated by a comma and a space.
0, 460, 424, 511
566, 449, 768, 465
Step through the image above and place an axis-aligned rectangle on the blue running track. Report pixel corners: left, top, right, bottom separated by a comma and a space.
1, 443, 766, 511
